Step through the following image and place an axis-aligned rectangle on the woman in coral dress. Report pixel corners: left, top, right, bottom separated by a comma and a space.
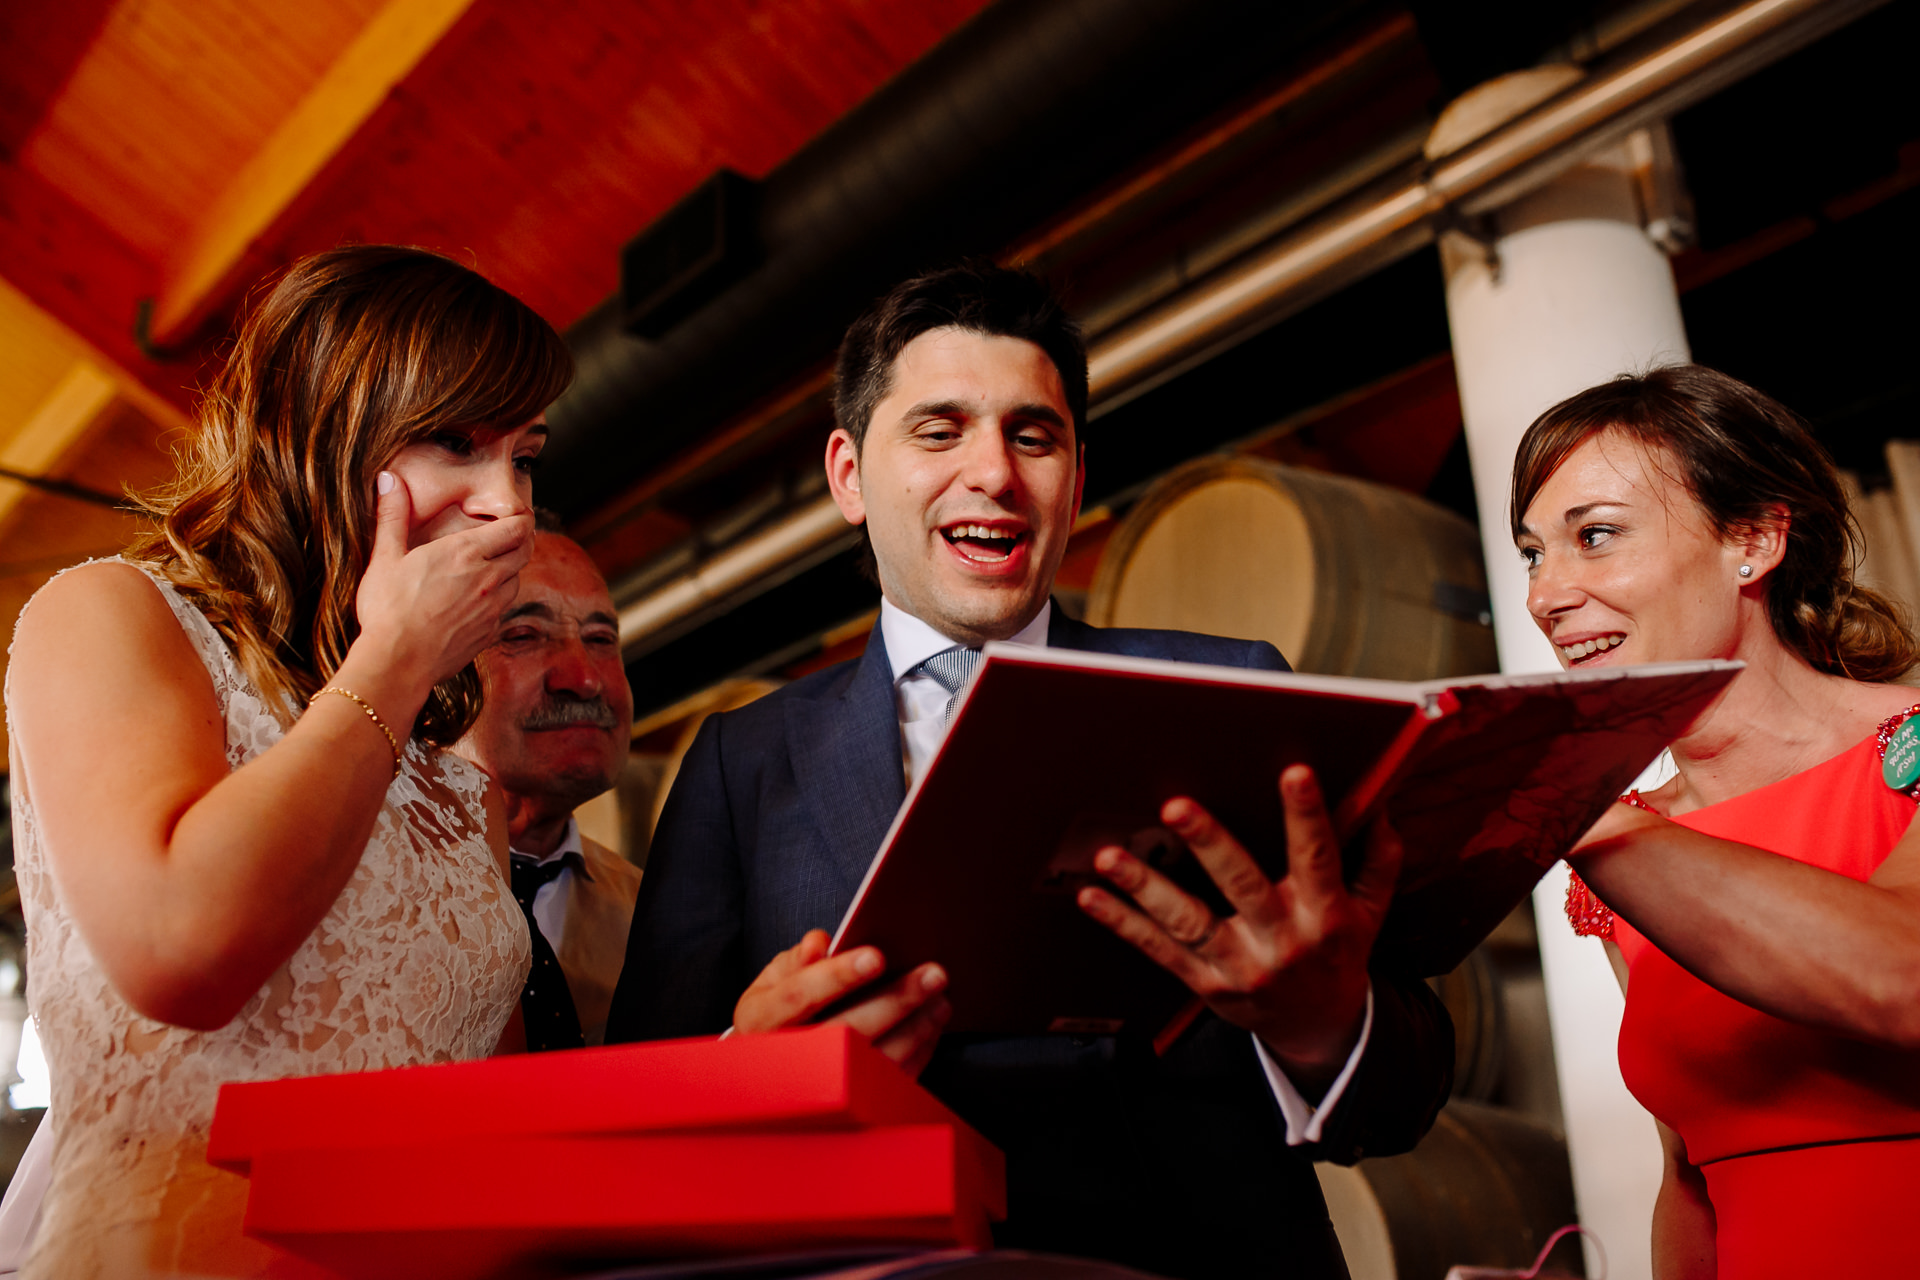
5, 245, 571, 1277
1511, 365, 1920, 1278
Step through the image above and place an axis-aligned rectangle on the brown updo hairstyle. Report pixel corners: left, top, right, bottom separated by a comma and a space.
128, 245, 574, 744
1510, 364, 1918, 683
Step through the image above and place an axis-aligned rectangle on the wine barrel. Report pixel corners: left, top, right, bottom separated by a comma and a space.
1432, 946, 1505, 1104
1086, 457, 1496, 680
1315, 1101, 1583, 1279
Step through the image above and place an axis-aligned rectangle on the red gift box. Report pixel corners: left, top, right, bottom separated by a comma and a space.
210, 1026, 1004, 1279
210, 1025, 984, 1170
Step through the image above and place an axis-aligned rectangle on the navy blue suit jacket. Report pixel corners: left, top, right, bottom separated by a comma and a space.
609, 609, 1452, 1278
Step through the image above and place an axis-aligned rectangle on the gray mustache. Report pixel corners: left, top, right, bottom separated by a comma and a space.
521, 696, 619, 732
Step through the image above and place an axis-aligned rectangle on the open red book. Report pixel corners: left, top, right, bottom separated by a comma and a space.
831, 648, 1739, 1038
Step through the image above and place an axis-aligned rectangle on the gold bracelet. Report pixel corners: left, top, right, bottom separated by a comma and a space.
310, 686, 404, 778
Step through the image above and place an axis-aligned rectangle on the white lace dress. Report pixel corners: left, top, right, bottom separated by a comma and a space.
5, 562, 530, 1278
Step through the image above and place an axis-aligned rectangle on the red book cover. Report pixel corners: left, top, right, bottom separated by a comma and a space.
209, 1025, 991, 1179
245, 1125, 992, 1280
830, 649, 1740, 1036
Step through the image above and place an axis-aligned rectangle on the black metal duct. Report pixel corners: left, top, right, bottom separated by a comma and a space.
542, 0, 1369, 518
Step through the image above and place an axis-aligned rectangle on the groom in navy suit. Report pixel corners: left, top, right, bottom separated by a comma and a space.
608, 262, 1452, 1278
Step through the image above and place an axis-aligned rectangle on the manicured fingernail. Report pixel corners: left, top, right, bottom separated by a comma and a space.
921, 966, 947, 993
1094, 848, 1121, 873
855, 950, 882, 978
377, 471, 395, 495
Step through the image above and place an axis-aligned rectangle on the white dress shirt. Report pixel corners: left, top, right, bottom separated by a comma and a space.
511, 815, 642, 1050
881, 599, 1052, 787
876, 597, 1372, 1145
512, 817, 585, 952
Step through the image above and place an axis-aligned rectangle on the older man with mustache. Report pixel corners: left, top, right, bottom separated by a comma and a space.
458, 512, 642, 1050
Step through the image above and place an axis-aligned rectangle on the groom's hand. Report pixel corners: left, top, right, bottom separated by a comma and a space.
733, 929, 951, 1077
1075, 764, 1401, 1094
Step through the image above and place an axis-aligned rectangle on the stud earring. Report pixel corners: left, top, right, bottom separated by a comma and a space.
1739, 565, 1754, 578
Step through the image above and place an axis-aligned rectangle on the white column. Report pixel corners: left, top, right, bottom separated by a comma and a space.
1433, 69, 1688, 1280
1450, 213, 1690, 674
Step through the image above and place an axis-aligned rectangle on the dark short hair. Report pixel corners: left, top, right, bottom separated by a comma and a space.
832, 259, 1088, 452
1510, 364, 1918, 682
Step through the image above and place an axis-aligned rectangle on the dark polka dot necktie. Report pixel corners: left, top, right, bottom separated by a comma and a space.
916, 645, 982, 726
510, 856, 585, 1052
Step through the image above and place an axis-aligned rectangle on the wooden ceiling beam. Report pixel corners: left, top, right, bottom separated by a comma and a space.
0, 157, 174, 404
145, 0, 480, 349
0, 361, 120, 526
3, 0, 996, 437
218, 0, 997, 331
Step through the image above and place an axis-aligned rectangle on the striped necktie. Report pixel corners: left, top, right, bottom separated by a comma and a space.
915, 645, 982, 726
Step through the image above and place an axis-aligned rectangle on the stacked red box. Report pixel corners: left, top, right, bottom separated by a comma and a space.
209, 1025, 1005, 1280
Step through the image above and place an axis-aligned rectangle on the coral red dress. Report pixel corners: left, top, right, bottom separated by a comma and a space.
1571, 730, 1920, 1277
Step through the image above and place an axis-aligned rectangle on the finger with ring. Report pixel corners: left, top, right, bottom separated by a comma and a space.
1179, 915, 1222, 951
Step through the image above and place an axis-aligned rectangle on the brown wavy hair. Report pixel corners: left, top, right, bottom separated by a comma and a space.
1510, 364, 1918, 683
127, 245, 574, 744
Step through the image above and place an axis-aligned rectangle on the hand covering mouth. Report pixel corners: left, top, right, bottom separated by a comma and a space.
942, 522, 1027, 563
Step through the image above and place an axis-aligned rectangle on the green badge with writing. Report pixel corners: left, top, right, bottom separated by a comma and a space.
1885, 718, 1920, 791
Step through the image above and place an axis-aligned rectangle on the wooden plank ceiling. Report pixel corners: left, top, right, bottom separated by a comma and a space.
0, 0, 993, 760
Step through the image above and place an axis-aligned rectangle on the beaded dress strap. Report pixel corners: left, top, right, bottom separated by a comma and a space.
1570, 715, 1920, 942
1563, 790, 1654, 942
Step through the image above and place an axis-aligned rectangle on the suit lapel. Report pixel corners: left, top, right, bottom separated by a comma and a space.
1048, 601, 1109, 654
784, 607, 1112, 902
786, 621, 906, 897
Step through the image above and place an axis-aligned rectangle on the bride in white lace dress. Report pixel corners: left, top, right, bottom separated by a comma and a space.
4, 246, 572, 1277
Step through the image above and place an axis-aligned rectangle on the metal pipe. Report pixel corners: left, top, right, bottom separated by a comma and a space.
619, 0, 1881, 655
551, 0, 1370, 520
1439, 0, 1882, 217
618, 498, 859, 652
0, 466, 127, 510
1089, 0, 1888, 411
